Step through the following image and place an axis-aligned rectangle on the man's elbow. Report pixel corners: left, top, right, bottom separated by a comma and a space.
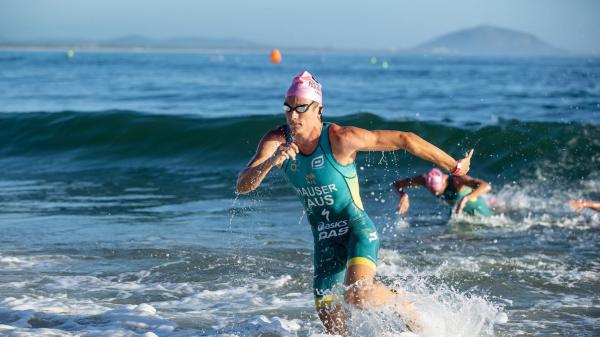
235, 185, 247, 195
235, 180, 253, 195
235, 173, 249, 195
400, 132, 418, 151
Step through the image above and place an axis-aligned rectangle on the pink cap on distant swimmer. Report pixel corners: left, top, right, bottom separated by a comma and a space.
424, 168, 444, 192
286, 71, 322, 104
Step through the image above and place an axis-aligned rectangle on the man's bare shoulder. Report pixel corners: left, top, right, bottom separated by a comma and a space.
329, 123, 365, 139
262, 125, 287, 143
329, 123, 372, 148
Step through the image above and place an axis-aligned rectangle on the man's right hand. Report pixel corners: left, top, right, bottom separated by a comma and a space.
397, 192, 410, 214
269, 143, 299, 167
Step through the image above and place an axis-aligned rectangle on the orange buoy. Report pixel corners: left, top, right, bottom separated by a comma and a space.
270, 49, 282, 63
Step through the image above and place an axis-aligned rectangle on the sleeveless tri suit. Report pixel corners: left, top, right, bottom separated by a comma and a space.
281, 122, 379, 307
440, 176, 492, 217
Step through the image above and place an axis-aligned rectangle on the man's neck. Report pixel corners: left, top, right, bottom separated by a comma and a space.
293, 123, 323, 153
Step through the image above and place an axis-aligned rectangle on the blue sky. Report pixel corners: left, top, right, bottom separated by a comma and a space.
1, 0, 599, 53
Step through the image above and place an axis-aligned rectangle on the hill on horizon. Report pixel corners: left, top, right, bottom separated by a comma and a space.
409, 25, 566, 56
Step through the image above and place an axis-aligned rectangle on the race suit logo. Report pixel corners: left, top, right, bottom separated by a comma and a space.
311, 155, 324, 169
368, 232, 378, 242
321, 208, 331, 222
317, 220, 349, 241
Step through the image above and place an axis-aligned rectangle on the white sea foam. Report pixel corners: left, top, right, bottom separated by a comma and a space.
1, 295, 109, 316
0, 249, 507, 337
0, 303, 176, 337
0, 301, 306, 337
0, 254, 72, 270
374, 249, 505, 337
0, 268, 315, 336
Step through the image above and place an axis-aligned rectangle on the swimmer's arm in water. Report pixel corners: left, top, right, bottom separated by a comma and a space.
452, 175, 492, 214
391, 175, 426, 214
329, 124, 473, 175
236, 129, 299, 194
569, 199, 600, 213
392, 175, 427, 192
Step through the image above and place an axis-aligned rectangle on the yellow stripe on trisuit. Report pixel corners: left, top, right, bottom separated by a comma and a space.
345, 176, 364, 211
314, 294, 337, 309
347, 257, 376, 270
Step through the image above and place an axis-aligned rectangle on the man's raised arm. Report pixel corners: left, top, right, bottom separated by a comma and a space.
338, 126, 473, 175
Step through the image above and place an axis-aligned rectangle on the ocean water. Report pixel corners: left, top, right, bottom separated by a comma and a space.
0, 51, 599, 337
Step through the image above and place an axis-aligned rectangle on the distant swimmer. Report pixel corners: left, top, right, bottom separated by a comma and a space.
236, 70, 475, 335
393, 168, 492, 217
569, 199, 600, 213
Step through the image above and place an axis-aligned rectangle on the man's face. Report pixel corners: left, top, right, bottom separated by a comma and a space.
284, 96, 321, 133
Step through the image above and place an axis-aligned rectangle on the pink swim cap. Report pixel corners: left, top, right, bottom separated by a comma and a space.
424, 168, 444, 193
286, 71, 322, 104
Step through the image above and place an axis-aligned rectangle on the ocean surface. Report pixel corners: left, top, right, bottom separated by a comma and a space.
0, 51, 599, 337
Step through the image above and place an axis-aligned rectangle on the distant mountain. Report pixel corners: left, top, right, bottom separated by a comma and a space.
410, 25, 565, 56
0, 35, 268, 51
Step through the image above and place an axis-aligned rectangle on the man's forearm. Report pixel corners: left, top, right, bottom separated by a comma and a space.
392, 177, 421, 193
392, 181, 406, 196
403, 133, 456, 172
236, 159, 275, 194
465, 184, 491, 201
